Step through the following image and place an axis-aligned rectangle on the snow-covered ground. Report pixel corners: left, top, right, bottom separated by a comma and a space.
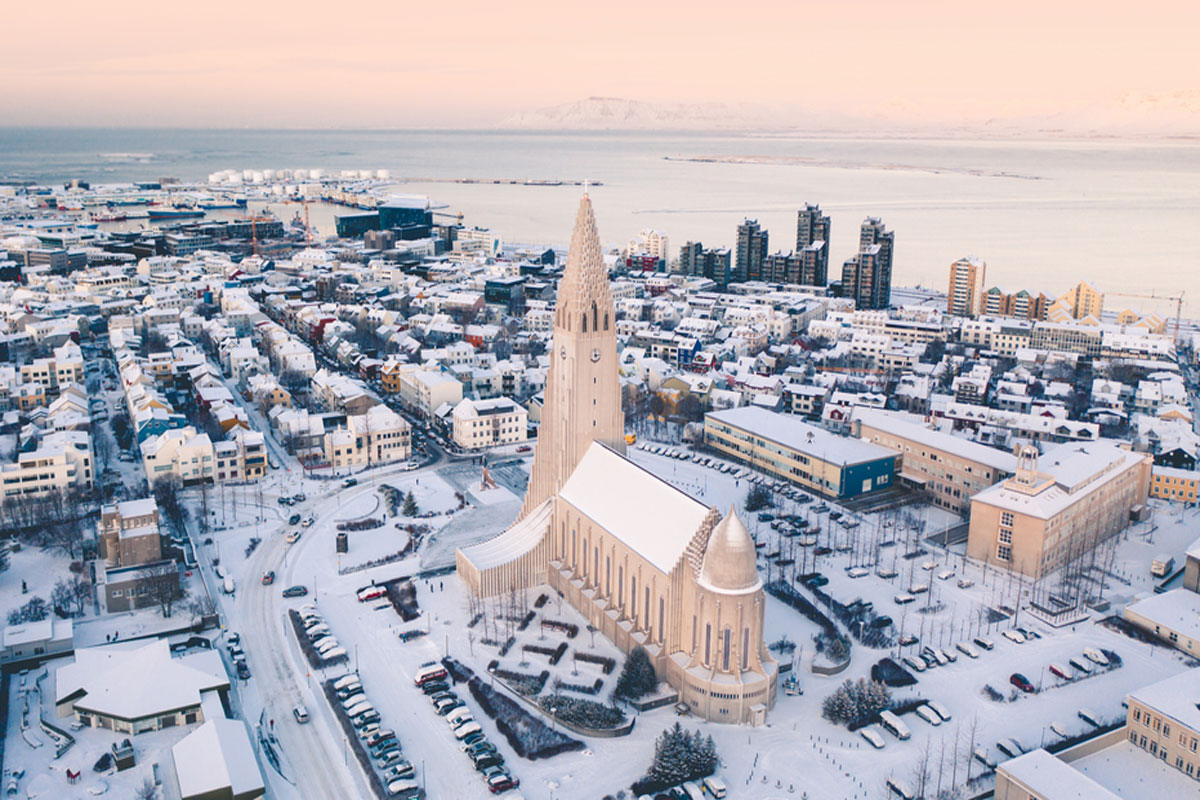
14, 426, 1191, 800
3, 661, 187, 799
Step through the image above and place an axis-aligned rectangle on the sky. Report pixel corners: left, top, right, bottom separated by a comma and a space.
3, 0, 1198, 128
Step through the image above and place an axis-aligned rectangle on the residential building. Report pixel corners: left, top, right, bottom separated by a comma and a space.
323, 404, 411, 470
705, 405, 897, 500
1047, 280, 1104, 322
794, 204, 830, 285
841, 217, 894, 310
966, 442, 1152, 577
140, 426, 215, 486
734, 219, 768, 284
947, 256, 986, 317
1124, 590, 1200, 656
994, 749, 1122, 800
680, 242, 732, 288
0, 430, 93, 499
452, 397, 528, 450
1150, 466, 1200, 502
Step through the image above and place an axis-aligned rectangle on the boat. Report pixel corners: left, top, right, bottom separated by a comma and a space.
148, 207, 205, 220
198, 197, 248, 210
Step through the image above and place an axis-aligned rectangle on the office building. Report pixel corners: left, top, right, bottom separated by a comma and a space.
947, 256, 987, 317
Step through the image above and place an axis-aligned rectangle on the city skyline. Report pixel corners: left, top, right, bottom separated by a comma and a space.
2, 1, 1198, 129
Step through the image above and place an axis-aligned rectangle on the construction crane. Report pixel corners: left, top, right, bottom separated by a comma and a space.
280, 197, 314, 248
1105, 289, 1185, 344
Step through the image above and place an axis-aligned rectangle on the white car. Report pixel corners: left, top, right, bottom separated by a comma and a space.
1002, 630, 1025, 644
955, 642, 979, 659
285, 531, 302, 544
300, 517, 315, 528
1083, 648, 1110, 667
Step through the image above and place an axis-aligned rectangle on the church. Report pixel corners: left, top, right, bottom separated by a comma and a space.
457, 195, 777, 724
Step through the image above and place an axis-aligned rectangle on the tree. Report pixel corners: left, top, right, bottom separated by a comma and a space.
138, 561, 186, 617
402, 491, 419, 517
614, 646, 658, 700
8, 596, 49, 625
153, 477, 187, 533
820, 678, 891, 725
135, 777, 157, 800
52, 574, 90, 617
633, 722, 718, 793
744, 484, 772, 513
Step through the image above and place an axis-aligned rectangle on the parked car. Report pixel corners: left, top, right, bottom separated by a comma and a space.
1010, 673, 1036, 693
1083, 648, 1110, 667
1068, 656, 1092, 674
957, 578, 976, 589
973, 636, 995, 651
1001, 630, 1025, 644
236, 662, 251, 680
996, 738, 1023, 758
955, 642, 979, 659
383, 761, 415, 781
516, 445, 532, 453
289, 513, 302, 525
282, 585, 308, 598
1048, 663, 1071, 680
486, 773, 519, 794
902, 655, 927, 673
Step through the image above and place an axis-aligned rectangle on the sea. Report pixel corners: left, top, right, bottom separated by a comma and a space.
2, 128, 1199, 316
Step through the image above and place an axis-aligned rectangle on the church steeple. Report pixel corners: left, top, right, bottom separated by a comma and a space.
520, 194, 625, 517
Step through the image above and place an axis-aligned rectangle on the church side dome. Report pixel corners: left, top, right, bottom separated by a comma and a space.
699, 505, 761, 593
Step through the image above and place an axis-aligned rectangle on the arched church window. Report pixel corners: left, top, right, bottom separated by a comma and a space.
704, 623, 711, 666
582, 314, 587, 333
658, 597, 665, 643
742, 628, 750, 670
631, 577, 637, 618
592, 303, 598, 331
722, 627, 731, 671
604, 313, 609, 331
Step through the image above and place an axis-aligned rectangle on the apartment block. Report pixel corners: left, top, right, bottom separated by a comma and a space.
452, 397, 529, 450
946, 256, 986, 317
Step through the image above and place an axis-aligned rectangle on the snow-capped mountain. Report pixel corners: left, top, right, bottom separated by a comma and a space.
497, 97, 786, 131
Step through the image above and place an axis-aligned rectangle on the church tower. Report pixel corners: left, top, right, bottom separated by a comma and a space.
521, 194, 625, 517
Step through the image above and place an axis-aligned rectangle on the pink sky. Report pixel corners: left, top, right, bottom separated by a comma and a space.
3, 0, 1197, 127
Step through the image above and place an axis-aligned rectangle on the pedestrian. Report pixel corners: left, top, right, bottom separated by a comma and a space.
440, 581, 443, 591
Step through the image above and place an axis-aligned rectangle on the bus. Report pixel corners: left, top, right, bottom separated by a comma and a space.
879, 710, 911, 741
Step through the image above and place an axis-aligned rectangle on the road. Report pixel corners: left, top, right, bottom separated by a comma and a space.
230, 459, 449, 798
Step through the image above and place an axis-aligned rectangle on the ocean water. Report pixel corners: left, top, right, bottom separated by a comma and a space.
2, 128, 1199, 314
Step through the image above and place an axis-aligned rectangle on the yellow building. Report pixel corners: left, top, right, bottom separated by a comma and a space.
1151, 466, 1200, 502
967, 442, 1151, 578
457, 195, 777, 724
1048, 280, 1104, 322
1125, 668, 1200, 780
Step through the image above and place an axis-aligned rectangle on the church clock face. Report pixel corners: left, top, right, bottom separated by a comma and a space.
590, 348, 601, 362
560, 346, 567, 360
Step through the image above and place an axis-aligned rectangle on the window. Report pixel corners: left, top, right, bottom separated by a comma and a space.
722, 627, 731, 671
742, 628, 750, 670
997, 545, 1012, 561
999, 529, 1012, 545
705, 624, 711, 666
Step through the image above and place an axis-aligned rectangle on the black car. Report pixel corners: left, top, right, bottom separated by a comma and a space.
829, 511, 843, 520
289, 513, 302, 525
236, 661, 251, 680
814, 546, 833, 556
421, 681, 449, 696
474, 754, 504, 771
871, 615, 894, 629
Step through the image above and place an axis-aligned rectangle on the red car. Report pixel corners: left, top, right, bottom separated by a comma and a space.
516, 445, 532, 453
261, 571, 275, 586
1010, 673, 1036, 693
487, 774, 519, 794
1048, 663, 1070, 680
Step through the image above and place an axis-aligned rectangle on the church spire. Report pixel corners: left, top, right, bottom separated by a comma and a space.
520, 193, 625, 518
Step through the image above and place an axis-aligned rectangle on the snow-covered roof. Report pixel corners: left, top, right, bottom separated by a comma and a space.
559, 442, 711, 574
56, 640, 228, 720
172, 718, 265, 799
708, 405, 895, 467
1125, 589, 1200, 648
458, 498, 552, 571
999, 748, 1121, 800
1127, 666, 1200, 735
853, 408, 1018, 472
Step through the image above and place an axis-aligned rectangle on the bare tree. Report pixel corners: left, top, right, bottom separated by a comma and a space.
135, 777, 157, 800
911, 736, 934, 799
138, 561, 186, 617
52, 574, 91, 617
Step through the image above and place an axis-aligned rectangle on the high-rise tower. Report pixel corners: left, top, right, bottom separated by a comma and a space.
521, 194, 625, 517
